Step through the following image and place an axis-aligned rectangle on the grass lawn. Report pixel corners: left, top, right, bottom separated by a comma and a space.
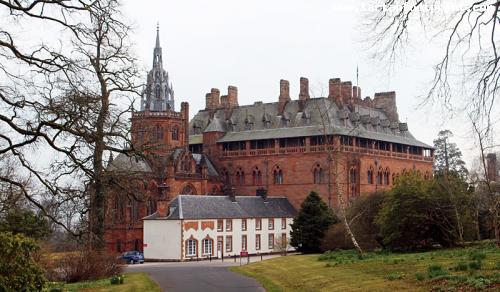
47, 272, 160, 292
232, 243, 500, 291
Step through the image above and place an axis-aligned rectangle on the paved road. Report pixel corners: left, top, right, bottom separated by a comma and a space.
126, 260, 265, 292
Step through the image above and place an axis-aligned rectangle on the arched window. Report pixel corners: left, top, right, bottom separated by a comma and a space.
186, 238, 197, 257
273, 166, 284, 185
130, 199, 139, 222
202, 238, 213, 256
376, 167, 383, 185
313, 163, 323, 184
155, 85, 161, 98
349, 167, 358, 198
172, 126, 179, 140
252, 167, 262, 185
221, 168, 230, 185
367, 166, 374, 184
235, 168, 245, 186
114, 195, 125, 223
181, 184, 197, 195
384, 168, 390, 185
146, 198, 157, 215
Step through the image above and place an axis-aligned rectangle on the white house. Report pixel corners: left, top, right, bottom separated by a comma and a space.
143, 193, 297, 261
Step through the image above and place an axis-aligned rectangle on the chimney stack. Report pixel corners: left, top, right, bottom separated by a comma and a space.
486, 153, 497, 182
299, 77, 310, 101
224, 186, 237, 202
340, 81, 353, 100
373, 91, 399, 121
227, 86, 239, 108
278, 79, 290, 114
328, 78, 341, 99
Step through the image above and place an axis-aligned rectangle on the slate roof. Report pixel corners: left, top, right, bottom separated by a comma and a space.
144, 195, 297, 220
107, 153, 152, 172
189, 98, 432, 148
170, 149, 219, 177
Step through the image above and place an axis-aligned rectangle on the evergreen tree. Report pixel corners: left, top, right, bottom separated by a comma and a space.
290, 192, 337, 253
433, 130, 469, 178
0, 208, 51, 240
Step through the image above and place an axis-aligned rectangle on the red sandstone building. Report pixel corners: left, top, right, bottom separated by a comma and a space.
104, 29, 434, 253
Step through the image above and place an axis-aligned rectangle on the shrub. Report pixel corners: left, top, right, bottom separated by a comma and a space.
41, 247, 123, 283
468, 261, 482, 270
385, 272, 403, 281
453, 262, 468, 271
469, 251, 486, 262
0, 232, 45, 291
427, 264, 448, 279
415, 273, 425, 281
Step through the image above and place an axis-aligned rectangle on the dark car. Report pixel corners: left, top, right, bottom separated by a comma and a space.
120, 251, 144, 264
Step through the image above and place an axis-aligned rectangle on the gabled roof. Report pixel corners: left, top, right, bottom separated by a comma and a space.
144, 195, 297, 220
190, 98, 432, 148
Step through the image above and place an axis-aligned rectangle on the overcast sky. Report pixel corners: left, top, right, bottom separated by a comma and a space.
120, 0, 494, 166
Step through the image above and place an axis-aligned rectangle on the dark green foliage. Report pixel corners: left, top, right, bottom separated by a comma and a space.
468, 261, 482, 270
427, 264, 448, 279
0, 208, 51, 240
415, 273, 425, 281
290, 192, 337, 253
453, 262, 468, 271
376, 172, 471, 250
0, 232, 45, 291
469, 251, 486, 262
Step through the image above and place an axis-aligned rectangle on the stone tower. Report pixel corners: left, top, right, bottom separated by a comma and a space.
141, 24, 175, 111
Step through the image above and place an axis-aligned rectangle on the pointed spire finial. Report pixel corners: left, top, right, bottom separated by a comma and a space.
155, 22, 160, 48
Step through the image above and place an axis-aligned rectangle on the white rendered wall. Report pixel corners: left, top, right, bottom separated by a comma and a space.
143, 220, 181, 260
181, 217, 294, 260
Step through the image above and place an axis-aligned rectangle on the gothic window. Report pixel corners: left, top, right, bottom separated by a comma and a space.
384, 168, 391, 185
221, 168, 230, 185
252, 167, 262, 185
376, 167, 383, 185
349, 167, 358, 198
313, 164, 323, 184
130, 199, 139, 222
273, 166, 284, 185
172, 126, 179, 140
235, 168, 245, 186
181, 184, 196, 195
114, 195, 125, 223
156, 124, 163, 142
146, 198, 157, 215
367, 166, 374, 184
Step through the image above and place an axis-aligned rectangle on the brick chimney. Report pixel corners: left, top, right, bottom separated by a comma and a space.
373, 91, 399, 121
181, 102, 189, 147
340, 81, 353, 100
279, 79, 290, 115
486, 153, 497, 182
328, 78, 342, 105
227, 86, 239, 108
299, 77, 310, 101
205, 88, 220, 111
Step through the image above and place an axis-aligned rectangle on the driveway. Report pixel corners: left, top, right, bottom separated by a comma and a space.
126, 260, 265, 292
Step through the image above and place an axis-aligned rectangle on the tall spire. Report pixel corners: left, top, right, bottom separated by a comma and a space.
155, 22, 160, 48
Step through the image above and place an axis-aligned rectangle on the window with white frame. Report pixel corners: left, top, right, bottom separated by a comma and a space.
226, 219, 232, 231
242, 219, 247, 231
202, 238, 212, 256
255, 234, 261, 250
217, 219, 223, 232
268, 218, 274, 230
256, 218, 261, 230
281, 218, 286, 229
186, 239, 197, 257
242, 235, 247, 251
226, 235, 232, 252
268, 234, 274, 249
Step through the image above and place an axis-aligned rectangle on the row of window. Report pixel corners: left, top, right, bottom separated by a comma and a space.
216, 218, 287, 232
367, 166, 391, 185
136, 124, 179, 143
185, 233, 287, 257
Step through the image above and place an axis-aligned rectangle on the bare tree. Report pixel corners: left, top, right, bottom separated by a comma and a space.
0, 0, 142, 249
366, 0, 499, 131
310, 90, 364, 256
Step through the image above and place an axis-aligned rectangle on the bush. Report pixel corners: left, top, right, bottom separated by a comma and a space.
415, 273, 425, 281
453, 262, 468, 271
41, 247, 123, 283
468, 261, 482, 270
0, 232, 45, 291
469, 251, 486, 262
427, 264, 448, 279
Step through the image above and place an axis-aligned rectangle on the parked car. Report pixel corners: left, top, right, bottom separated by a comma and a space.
120, 251, 144, 264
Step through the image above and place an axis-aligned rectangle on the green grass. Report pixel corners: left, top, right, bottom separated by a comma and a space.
232, 243, 500, 291
46, 272, 160, 292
